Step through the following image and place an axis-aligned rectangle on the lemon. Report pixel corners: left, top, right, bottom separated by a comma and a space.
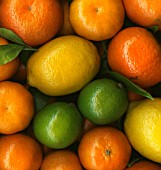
77, 78, 129, 125
26, 35, 100, 96
124, 98, 161, 163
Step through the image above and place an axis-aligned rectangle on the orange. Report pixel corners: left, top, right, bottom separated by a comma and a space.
58, 0, 75, 35
78, 118, 96, 140
82, 118, 96, 134
69, 0, 125, 41
0, 37, 19, 81
125, 160, 161, 170
123, 0, 161, 30
0, 133, 43, 170
42, 145, 53, 155
107, 27, 161, 88
13, 61, 27, 82
0, 36, 8, 44
0, 0, 63, 46
41, 150, 82, 170
0, 81, 35, 134
128, 91, 145, 101
78, 126, 131, 170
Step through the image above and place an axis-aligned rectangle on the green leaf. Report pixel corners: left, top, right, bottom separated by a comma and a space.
101, 40, 108, 53
28, 87, 50, 112
111, 115, 125, 131
0, 44, 24, 65
19, 50, 34, 66
68, 0, 72, 4
123, 16, 137, 28
149, 82, 161, 98
96, 57, 109, 78
108, 71, 153, 100
146, 26, 158, 34
128, 158, 142, 168
127, 149, 145, 167
0, 28, 27, 46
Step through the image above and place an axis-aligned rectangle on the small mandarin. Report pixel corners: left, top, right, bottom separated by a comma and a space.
0, 81, 34, 134
69, 0, 125, 41
0, 0, 63, 46
0, 133, 43, 170
58, 0, 75, 35
107, 27, 161, 88
13, 61, 27, 82
41, 150, 82, 170
78, 126, 131, 170
125, 160, 161, 170
128, 91, 145, 101
123, 0, 161, 30
0, 37, 19, 81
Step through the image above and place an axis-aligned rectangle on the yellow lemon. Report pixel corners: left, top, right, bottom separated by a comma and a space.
124, 98, 161, 163
26, 35, 100, 96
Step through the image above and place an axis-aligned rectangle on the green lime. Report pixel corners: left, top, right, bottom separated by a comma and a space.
77, 78, 128, 125
33, 102, 83, 149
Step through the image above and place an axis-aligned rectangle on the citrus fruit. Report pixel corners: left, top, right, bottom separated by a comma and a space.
107, 27, 161, 88
123, 0, 161, 29
128, 91, 145, 101
0, 81, 34, 134
42, 145, 53, 155
0, 0, 63, 46
78, 126, 131, 170
124, 98, 161, 163
27, 35, 100, 96
77, 78, 128, 125
0, 36, 8, 44
0, 37, 19, 81
82, 118, 96, 134
58, 0, 75, 35
41, 150, 82, 170
69, 0, 125, 41
0, 133, 43, 170
125, 160, 161, 170
33, 102, 83, 149
13, 61, 27, 82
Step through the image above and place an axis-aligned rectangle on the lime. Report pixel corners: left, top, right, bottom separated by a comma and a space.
33, 102, 83, 149
77, 78, 128, 125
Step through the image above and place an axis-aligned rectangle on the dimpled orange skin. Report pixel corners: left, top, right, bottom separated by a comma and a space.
0, 133, 43, 170
127, 91, 145, 101
0, 81, 35, 134
0, 0, 63, 47
125, 160, 161, 170
69, 0, 125, 41
0, 37, 19, 81
107, 27, 161, 88
58, 0, 75, 36
13, 61, 27, 82
123, 0, 161, 30
41, 150, 82, 170
78, 127, 131, 170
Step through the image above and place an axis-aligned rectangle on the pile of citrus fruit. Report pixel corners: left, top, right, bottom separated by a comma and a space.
1, 0, 161, 169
